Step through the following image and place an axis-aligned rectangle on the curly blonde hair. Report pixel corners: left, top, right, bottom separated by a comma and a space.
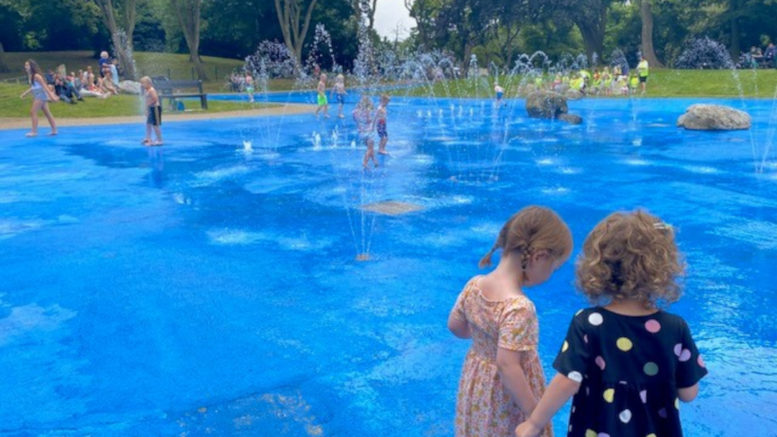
575, 210, 684, 308
479, 205, 573, 269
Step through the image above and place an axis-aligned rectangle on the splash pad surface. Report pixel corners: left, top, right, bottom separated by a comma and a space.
1, 97, 775, 436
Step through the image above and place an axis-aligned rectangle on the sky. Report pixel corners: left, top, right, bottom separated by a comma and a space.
373, 0, 415, 41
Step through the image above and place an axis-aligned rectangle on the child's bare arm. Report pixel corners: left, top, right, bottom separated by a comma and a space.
149, 88, 159, 107
496, 348, 537, 415
447, 309, 471, 338
515, 372, 580, 437
678, 383, 699, 402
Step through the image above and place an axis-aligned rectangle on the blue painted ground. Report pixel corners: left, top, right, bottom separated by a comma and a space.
1, 96, 776, 436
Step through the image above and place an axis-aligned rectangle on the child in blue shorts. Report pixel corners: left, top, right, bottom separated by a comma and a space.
334, 74, 347, 118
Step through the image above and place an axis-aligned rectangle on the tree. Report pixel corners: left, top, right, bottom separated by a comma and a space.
405, 0, 441, 50
274, 0, 319, 69
0, 42, 8, 73
170, 0, 206, 80
638, 0, 662, 67
364, 0, 378, 32
93, 0, 138, 80
554, 0, 611, 63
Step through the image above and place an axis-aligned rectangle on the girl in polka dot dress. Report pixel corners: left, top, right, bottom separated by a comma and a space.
449, 206, 573, 437
515, 210, 707, 437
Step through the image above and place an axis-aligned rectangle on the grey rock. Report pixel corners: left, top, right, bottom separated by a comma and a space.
118, 80, 142, 95
558, 113, 583, 124
677, 104, 751, 130
525, 90, 583, 124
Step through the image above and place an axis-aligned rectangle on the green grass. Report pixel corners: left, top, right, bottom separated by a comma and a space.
404, 69, 777, 98
1, 50, 245, 92
1, 50, 311, 93
0, 83, 272, 118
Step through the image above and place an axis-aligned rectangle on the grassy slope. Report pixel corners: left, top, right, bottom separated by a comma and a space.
1, 51, 246, 92
407, 69, 777, 98
0, 83, 273, 118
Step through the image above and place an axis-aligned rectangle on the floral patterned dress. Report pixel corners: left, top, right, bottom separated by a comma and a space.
452, 276, 553, 437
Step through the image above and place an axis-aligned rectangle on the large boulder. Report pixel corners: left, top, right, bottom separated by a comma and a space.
118, 80, 142, 95
525, 91, 582, 124
677, 104, 751, 130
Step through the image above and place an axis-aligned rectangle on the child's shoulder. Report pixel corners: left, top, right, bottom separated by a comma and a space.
570, 306, 689, 330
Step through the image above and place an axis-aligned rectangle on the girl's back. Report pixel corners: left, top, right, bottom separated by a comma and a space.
554, 307, 706, 436
453, 276, 551, 437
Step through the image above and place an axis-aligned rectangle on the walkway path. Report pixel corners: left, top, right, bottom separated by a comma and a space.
0, 103, 316, 131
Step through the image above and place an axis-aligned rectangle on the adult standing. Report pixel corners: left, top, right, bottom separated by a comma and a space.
637, 55, 649, 94
19, 59, 59, 137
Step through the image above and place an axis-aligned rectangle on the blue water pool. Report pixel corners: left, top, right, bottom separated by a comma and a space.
1, 97, 776, 436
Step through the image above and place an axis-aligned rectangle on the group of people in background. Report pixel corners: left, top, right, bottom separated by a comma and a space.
19, 52, 165, 144
742, 42, 777, 69
493, 56, 651, 103
19, 51, 124, 136
310, 71, 391, 169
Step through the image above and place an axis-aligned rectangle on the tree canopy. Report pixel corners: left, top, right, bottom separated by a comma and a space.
1, 0, 776, 72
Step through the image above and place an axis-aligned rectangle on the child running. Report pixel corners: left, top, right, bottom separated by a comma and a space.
19, 59, 59, 137
334, 74, 347, 118
315, 73, 329, 118
449, 206, 573, 437
353, 95, 377, 168
376, 94, 390, 155
516, 210, 707, 437
140, 76, 163, 146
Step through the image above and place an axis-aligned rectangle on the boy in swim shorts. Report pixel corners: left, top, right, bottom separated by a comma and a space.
376, 94, 390, 155
334, 74, 347, 118
140, 76, 163, 146
315, 73, 329, 118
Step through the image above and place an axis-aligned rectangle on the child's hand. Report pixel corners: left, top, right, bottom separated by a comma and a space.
515, 420, 541, 437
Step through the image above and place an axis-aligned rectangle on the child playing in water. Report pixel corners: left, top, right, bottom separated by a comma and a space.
140, 76, 163, 146
515, 210, 707, 437
334, 74, 347, 118
449, 206, 573, 437
315, 73, 329, 118
353, 95, 376, 168
376, 94, 390, 155
495, 82, 505, 106
628, 73, 639, 95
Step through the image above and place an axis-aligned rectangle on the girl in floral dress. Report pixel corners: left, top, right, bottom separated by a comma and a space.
516, 210, 707, 437
448, 206, 573, 437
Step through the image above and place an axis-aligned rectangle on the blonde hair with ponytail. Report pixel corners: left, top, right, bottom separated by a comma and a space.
479, 206, 573, 269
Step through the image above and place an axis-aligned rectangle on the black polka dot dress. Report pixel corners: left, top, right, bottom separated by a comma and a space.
553, 307, 708, 437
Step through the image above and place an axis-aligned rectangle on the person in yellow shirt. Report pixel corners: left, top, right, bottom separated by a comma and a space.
637, 55, 649, 94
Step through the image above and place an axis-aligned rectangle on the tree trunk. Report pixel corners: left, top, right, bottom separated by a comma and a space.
171, 0, 207, 80
274, 0, 319, 71
368, 0, 378, 33
639, 0, 662, 67
574, 5, 607, 66
729, 0, 740, 57
0, 42, 9, 73
578, 24, 604, 65
94, 0, 137, 80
